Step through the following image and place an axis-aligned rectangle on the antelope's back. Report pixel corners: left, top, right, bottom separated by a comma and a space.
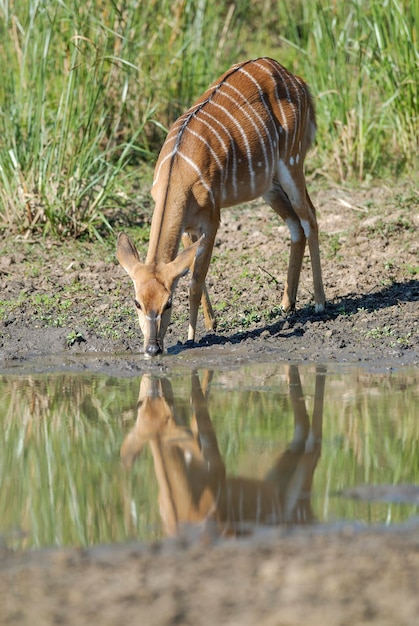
152, 58, 316, 208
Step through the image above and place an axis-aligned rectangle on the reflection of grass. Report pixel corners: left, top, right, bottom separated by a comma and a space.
208, 365, 419, 529
322, 369, 419, 523
0, 375, 156, 548
1, 366, 418, 548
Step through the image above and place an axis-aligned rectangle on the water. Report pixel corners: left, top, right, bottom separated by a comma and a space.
0, 363, 418, 549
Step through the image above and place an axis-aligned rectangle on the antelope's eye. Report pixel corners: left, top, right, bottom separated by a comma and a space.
165, 298, 172, 311
134, 299, 142, 310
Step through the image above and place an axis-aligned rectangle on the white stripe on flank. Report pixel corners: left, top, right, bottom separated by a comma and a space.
279, 74, 295, 154
184, 126, 224, 172
252, 61, 286, 153
199, 109, 238, 196
223, 81, 275, 179
193, 113, 232, 195
287, 73, 300, 155
177, 151, 216, 208
153, 149, 176, 187
218, 88, 267, 184
238, 65, 280, 147
209, 99, 255, 194
193, 114, 229, 156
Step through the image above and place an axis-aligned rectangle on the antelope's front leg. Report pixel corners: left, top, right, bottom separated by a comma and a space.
187, 231, 216, 342
182, 233, 216, 333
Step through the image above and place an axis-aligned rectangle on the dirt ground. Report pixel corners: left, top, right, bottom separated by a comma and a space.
0, 182, 418, 375
2, 522, 419, 626
0, 181, 418, 624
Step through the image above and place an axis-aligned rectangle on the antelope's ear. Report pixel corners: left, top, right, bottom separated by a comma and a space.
120, 430, 145, 470
116, 233, 142, 277
166, 234, 205, 282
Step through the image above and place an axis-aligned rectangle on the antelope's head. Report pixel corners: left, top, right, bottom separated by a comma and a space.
116, 233, 202, 357
120, 375, 175, 468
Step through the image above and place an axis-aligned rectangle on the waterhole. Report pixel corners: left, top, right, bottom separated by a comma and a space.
1, 363, 418, 548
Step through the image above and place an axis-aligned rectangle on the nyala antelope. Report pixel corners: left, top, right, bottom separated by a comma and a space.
117, 58, 326, 356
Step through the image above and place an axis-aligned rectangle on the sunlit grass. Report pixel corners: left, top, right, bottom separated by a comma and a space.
0, 0, 417, 238
0, 0, 246, 238
247, 0, 419, 180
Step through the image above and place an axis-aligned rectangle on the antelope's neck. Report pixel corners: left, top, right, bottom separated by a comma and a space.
146, 184, 188, 264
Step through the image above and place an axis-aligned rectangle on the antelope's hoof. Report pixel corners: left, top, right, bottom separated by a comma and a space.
279, 302, 295, 317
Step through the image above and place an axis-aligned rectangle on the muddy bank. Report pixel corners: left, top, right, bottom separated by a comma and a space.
2, 521, 419, 626
0, 183, 418, 624
0, 184, 418, 375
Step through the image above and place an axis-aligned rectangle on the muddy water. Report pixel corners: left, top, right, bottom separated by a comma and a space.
0, 363, 418, 549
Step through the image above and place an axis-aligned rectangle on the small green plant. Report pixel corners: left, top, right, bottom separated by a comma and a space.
38, 313, 66, 328
405, 264, 419, 277
326, 233, 343, 260
0, 302, 11, 320
392, 333, 412, 348
336, 304, 350, 316
264, 305, 285, 321
214, 300, 229, 313
66, 330, 85, 347
239, 308, 262, 328
366, 326, 394, 339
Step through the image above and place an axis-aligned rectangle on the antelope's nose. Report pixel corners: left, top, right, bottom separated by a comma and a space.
146, 343, 162, 357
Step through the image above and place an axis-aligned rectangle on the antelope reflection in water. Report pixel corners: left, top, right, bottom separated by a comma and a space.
121, 365, 326, 537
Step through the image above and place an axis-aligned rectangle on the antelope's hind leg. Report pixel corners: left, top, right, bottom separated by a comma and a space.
263, 182, 306, 313
266, 163, 326, 313
304, 188, 326, 312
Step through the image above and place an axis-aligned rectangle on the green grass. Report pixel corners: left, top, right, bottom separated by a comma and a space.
0, 0, 418, 239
